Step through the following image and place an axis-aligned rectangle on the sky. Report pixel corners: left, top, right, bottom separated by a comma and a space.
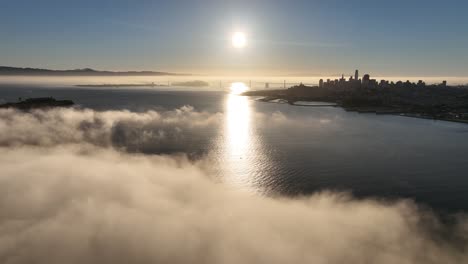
1, 0, 468, 76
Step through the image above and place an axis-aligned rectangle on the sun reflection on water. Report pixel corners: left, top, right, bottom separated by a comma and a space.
229, 82, 249, 95
222, 82, 256, 188
226, 93, 251, 157
212, 82, 275, 192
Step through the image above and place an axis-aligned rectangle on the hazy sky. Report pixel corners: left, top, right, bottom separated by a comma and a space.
1, 0, 468, 76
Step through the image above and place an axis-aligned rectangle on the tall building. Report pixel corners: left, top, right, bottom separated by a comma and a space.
362, 74, 370, 88
355, 70, 359, 80
319, 79, 323, 88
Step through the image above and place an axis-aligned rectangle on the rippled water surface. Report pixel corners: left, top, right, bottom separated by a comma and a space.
2, 84, 468, 212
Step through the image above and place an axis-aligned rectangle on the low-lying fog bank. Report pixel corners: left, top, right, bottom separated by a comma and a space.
0, 107, 467, 264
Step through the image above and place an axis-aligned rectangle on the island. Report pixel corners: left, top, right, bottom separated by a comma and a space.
0, 97, 74, 110
76, 83, 167, 88
244, 70, 468, 124
171, 80, 209, 87
76, 80, 209, 88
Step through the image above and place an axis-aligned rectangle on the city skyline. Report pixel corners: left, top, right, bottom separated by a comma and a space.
1, 0, 468, 76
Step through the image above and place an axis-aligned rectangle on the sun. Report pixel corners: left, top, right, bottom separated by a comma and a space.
232, 32, 247, 48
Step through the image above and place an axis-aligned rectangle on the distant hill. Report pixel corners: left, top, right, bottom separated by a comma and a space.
0, 66, 188, 76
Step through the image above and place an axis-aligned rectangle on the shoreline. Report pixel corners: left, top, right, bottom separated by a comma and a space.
254, 96, 468, 125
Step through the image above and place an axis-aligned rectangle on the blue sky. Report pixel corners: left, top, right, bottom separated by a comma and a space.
1, 0, 467, 76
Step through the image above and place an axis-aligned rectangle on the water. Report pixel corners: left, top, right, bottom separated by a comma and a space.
1, 83, 468, 213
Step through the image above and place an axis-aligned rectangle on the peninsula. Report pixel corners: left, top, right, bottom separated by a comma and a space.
244, 70, 468, 123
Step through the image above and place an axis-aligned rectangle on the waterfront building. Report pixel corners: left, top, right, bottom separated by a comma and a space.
379, 80, 387, 88
417, 80, 425, 88
362, 74, 370, 88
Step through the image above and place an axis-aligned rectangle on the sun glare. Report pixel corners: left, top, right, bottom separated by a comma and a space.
230, 82, 249, 94
232, 32, 247, 48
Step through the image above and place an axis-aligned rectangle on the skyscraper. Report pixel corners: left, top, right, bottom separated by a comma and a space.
355, 70, 359, 80
362, 74, 370, 88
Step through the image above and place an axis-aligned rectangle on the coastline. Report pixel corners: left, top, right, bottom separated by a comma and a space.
253, 96, 468, 125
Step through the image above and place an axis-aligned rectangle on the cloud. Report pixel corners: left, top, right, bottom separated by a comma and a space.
0, 108, 467, 264
0, 107, 222, 154
0, 107, 341, 153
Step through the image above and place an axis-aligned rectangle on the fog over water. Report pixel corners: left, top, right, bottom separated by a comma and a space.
1, 75, 467, 89
0, 78, 468, 263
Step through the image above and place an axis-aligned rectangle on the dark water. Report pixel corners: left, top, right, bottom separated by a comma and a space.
2, 84, 468, 213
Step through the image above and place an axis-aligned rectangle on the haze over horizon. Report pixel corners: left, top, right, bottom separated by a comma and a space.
2, 0, 468, 77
